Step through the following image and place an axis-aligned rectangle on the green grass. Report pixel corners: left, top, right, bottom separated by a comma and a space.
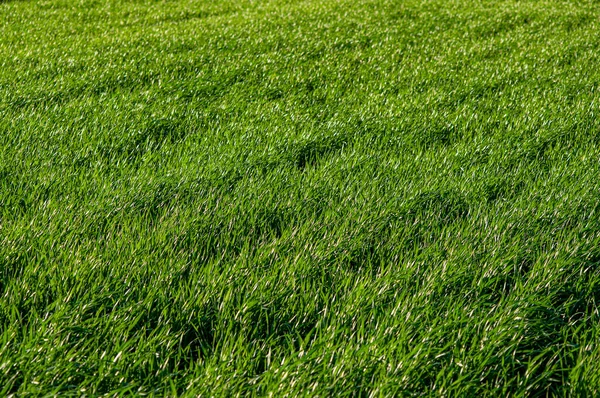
2, 0, 600, 395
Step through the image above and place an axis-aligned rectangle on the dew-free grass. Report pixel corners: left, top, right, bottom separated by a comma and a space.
2, 0, 600, 395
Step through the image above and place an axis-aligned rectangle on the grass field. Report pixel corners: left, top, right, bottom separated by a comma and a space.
2, 0, 600, 395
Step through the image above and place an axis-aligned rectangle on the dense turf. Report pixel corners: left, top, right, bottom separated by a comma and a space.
2, 0, 600, 395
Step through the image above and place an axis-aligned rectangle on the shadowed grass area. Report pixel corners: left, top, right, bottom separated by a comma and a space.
2, 0, 600, 395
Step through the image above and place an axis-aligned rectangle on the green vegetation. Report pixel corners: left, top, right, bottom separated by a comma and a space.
2, 0, 600, 395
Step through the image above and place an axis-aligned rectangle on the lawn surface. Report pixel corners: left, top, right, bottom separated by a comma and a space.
2, 0, 600, 395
